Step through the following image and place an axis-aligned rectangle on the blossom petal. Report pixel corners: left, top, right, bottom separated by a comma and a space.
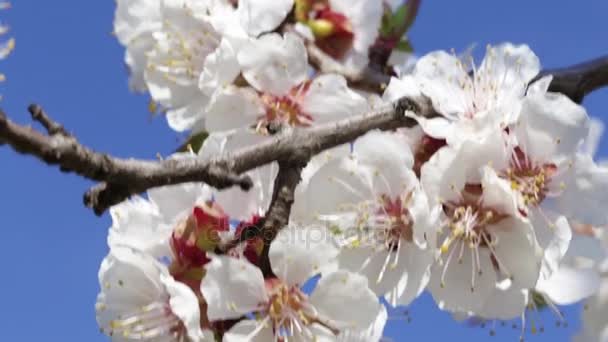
353, 130, 414, 172
481, 166, 520, 216
337, 246, 406, 298
479, 43, 540, 104
555, 154, 608, 226
124, 35, 155, 92
301, 74, 369, 123
518, 92, 589, 158
199, 38, 241, 96
536, 266, 600, 305
205, 86, 264, 132
310, 270, 385, 333
329, 0, 382, 53
237, 0, 294, 37
490, 217, 542, 289
414, 51, 471, 116
534, 213, 572, 280
200, 255, 268, 321
223, 319, 275, 342
428, 246, 496, 314
477, 286, 528, 320
238, 32, 307, 95
337, 306, 387, 342
304, 157, 371, 221
199, 130, 277, 220
108, 196, 171, 258
147, 181, 210, 224
162, 274, 208, 341
382, 76, 421, 102
269, 224, 339, 287
165, 97, 209, 132
113, 0, 161, 45
292, 145, 351, 223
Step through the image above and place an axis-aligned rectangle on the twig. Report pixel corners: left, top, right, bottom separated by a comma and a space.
28, 104, 70, 136
257, 160, 307, 276
536, 56, 608, 104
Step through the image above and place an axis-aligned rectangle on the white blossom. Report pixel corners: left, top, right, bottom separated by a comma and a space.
96, 246, 212, 341
205, 32, 369, 134
201, 226, 386, 341
385, 43, 541, 145
421, 135, 544, 316
301, 130, 436, 306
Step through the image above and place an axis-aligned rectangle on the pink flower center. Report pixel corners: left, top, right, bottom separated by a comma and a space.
506, 147, 558, 207
263, 278, 318, 337
439, 185, 511, 291
261, 94, 311, 127
377, 194, 414, 249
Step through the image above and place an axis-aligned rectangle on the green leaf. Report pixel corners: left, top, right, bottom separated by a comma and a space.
177, 131, 209, 153
380, 7, 395, 37
390, 3, 410, 34
380, 1, 421, 40
395, 39, 413, 53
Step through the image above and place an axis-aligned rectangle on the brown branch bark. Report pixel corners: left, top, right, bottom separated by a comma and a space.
0, 106, 254, 213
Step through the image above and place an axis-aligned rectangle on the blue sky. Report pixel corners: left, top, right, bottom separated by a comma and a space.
1, 1, 607, 341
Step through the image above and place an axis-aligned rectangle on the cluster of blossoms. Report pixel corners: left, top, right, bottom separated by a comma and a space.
100, 0, 608, 341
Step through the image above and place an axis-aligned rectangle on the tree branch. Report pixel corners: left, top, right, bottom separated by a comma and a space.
87, 96, 431, 215
257, 160, 307, 276
0, 106, 254, 211
536, 56, 608, 104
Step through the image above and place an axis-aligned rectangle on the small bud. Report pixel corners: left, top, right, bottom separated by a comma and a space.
308, 19, 336, 38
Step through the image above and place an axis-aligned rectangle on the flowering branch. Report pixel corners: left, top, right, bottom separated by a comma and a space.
88, 96, 428, 214
0, 95, 431, 215
1, 56, 608, 216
